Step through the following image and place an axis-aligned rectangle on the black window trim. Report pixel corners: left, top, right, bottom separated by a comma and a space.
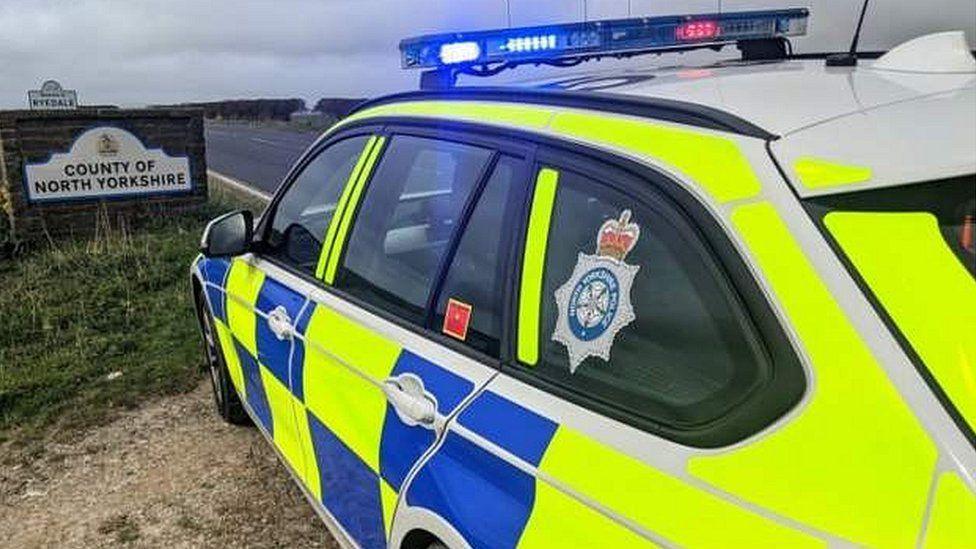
506, 147, 805, 448
252, 116, 805, 448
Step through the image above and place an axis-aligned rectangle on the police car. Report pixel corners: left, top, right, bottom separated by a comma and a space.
192, 8, 976, 548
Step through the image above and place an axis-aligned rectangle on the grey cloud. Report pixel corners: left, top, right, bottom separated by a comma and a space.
1, 1, 973, 109
0, 0, 515, 107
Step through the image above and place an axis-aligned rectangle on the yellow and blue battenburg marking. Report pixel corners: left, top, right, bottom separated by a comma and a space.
407, 387, 822, 547
407, 389, 559, 547
199, 255, 231, 324
197, 256, 479, 549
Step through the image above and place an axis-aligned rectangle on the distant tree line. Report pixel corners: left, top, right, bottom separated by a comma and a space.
313, 98, 365, 120
167, 99, 306, 121
156, 97, 366, 121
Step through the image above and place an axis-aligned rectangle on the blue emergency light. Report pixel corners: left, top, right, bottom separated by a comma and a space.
400, 8, 809, 72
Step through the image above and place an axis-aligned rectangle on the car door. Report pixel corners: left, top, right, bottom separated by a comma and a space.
399, 149, 810, 547
293, 129, 534, 549
220, 131, 377, 501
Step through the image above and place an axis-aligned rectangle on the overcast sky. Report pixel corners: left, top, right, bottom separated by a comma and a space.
1, 0, 973, 109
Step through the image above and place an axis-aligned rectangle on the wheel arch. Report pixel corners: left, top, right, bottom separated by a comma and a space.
189, 266, 208, 330
399, 529, 441, 549
390, 504, 470, 549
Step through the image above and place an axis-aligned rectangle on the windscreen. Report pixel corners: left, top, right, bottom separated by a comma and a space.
806, 175, 976, 440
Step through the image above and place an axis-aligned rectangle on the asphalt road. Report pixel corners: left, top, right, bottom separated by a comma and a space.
205, 122, 320, 195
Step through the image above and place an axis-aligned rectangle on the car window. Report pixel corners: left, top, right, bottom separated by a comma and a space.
264, 135, 370, 273
527, 167, 768, 430
807, 174, 976, 435
335, 135, 493, 324
434, 156, 526, 357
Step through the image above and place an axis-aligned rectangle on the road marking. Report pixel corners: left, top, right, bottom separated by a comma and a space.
207, 170, 272, 202
250, 137, 280, 146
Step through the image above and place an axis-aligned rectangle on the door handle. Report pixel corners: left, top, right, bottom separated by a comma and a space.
266, 305, 294, 340
382, 373, 438, 429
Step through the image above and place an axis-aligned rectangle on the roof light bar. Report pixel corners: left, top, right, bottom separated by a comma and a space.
400, 8, 809, 70
439, 41, 481, 64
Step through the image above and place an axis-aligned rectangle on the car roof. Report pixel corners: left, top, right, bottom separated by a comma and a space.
354, 58, 974, 192
515, 58, 976, 137
521, 58, 976, 192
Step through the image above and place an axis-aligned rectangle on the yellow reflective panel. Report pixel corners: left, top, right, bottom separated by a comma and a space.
380, 479, 398, 540
341, 101, 761, 204
518, 168, 559, 365
343, 101, 554, 131
316, 135, 378, 280
825, 211, 976, 431
260, 366, 309, 485
306, 305, 401, 380
793, 157, 872, 189
325, 136, 387, 284
538, 427, 821, 548
224, 258, 265, 357
519, 480, 655, 548
302, 305, 400, 471
924, 472, 976, 548
548, 112, 762, 203
213, 318, 245, 398
302, 343, 388, 472
295, 399, 322, 502
689, 202, 937, 546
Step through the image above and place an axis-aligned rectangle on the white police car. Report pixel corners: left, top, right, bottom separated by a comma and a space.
193, 8, 976, 548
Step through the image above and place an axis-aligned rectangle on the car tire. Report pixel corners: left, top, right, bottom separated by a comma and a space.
199, 301, 250, 426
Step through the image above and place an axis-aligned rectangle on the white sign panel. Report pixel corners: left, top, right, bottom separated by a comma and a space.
27, 80, 78, 110
25, 127, 193, 203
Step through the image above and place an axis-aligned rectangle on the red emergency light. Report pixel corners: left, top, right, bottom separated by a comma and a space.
676, 20, 720, 41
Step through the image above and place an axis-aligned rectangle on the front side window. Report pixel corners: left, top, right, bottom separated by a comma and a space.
264, 135, 370, 273
525, 167, 771, 432
335, 135, 493, 324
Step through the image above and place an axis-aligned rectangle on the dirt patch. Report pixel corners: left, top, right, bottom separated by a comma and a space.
0, 381, 337, 548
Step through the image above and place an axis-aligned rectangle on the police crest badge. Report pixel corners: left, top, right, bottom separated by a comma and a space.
552, 209, 641, 373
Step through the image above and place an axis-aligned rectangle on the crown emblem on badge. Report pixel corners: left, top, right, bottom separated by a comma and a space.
596, 209, 640, 261
97, 133, 119, 156
552, 207, 641, 373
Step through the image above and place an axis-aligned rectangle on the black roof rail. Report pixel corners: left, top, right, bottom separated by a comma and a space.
349, 87, 778, 140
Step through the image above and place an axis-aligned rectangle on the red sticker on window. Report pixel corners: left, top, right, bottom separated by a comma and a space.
443, 298, 473, 341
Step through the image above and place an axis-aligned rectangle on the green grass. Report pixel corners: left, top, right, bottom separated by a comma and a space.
0, 186, 266, 447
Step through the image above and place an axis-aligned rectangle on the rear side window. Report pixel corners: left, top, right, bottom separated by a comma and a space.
433, 156, 526, 357
336, 135, 493, 324
807, 175, 976, 439
264, 136, 370, 273
521, 165, 784, 439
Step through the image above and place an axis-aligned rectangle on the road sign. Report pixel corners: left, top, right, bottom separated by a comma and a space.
28, 80, 78, 110
24, 126, 192, 203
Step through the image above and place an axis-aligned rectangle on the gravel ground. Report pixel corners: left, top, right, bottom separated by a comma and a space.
0, 381, 338, 548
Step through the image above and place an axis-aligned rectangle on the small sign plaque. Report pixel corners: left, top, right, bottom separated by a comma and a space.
24, 126, 192, 203
443, 298, 473, 341
27, 80, 78, 110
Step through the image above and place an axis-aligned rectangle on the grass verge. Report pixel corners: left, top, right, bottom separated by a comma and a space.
0, 185, 267, 450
